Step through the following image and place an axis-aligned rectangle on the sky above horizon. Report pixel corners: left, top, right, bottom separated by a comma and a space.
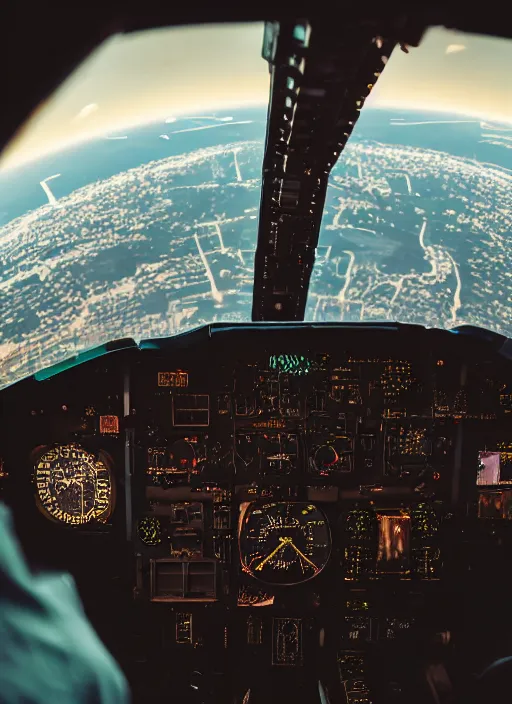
2, 22, 511, 169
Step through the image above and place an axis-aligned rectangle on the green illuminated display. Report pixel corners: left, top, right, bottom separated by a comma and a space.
137, 516, 162, 546
269, 354, 312, 376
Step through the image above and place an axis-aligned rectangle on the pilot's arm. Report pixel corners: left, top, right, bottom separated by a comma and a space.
0, 503, 129, 703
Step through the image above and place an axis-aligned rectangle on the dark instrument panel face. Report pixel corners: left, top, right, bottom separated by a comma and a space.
34, 443, 114, 526
1, 323, 512, 703
239, 501, 331, 585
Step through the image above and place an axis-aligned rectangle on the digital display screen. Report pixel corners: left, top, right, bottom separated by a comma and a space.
269, 354, 312, 376
478, 490, 512, 519
477, 451, 501, 485
376, 514, 410, 574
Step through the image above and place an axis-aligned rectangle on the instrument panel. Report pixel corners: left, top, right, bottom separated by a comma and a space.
34, 443, 114, 526
239, 501, 331, 585
1, 322, 512, 703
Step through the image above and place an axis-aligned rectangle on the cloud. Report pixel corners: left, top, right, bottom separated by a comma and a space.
445, 44, 466, 55
74, 103, 99, 120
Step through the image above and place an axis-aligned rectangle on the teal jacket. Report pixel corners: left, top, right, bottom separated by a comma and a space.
0, 504, 129, 703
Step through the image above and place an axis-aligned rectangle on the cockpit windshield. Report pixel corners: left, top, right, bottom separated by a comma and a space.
0, 23, 511, 389
306, 28, 512, 333
0, 24, 269, 388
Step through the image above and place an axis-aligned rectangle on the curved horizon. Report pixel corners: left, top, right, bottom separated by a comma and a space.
2, 103, 512, 175
0, 126, 510, 388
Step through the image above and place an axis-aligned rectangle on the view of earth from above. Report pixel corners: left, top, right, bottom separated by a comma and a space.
0, 107, 511, 389
0, 25, 511, 390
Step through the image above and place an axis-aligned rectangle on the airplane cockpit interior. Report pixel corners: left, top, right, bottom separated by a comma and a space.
2, 6, 512, 703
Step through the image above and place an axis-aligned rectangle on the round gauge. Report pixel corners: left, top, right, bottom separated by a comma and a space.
239, 502, 331, 586
313, 445, 339, 473
34, 444, 113, 526
310, 436, 352, 475
137, 516, 162, 545
170, 440, 197, 471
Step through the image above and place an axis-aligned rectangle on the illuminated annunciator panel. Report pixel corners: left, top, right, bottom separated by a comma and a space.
99, 414, 120, 435
158, 371, 189, 388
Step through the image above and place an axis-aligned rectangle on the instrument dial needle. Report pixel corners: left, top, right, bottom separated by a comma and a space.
255, 536, 291, 571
